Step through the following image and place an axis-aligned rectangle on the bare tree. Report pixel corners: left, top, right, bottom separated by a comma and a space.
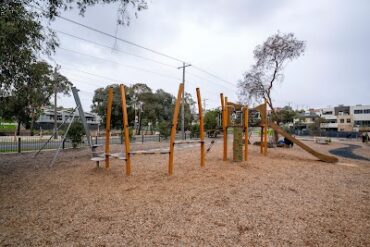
238, 32, 305, 140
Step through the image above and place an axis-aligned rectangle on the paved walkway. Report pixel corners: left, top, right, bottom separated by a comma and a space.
329, 144, 370, 161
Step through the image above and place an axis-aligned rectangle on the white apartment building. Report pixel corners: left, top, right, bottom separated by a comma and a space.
351, 105, 370, 131
35, 107, 100, 130
319, 105, 370, 132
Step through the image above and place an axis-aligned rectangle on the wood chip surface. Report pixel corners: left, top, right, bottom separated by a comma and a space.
0, 138, 369, 246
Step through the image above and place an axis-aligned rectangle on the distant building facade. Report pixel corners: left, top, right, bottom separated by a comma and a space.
319, 104, 370, 132
35, 107, 100, 130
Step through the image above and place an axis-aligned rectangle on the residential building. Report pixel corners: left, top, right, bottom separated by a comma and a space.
293, 110, 320, 130
319, 104, 370, 132
351, 105, 370, 132
35, 107, 100, 130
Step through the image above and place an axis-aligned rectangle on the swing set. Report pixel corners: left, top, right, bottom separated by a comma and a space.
98, 83, 206, 176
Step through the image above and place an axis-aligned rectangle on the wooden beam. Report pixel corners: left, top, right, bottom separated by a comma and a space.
260, 126, 263, 154
220, 93, 227, 161
119, 84, 131, 176
196, 88, 205, 167
105, 87, 113, 169
264, 101, 268, 155
243, 107, 249, 161
225, 97, 229, 160
168, 83, 184, 175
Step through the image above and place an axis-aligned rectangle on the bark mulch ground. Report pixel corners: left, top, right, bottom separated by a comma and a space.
0, 139, 369, 246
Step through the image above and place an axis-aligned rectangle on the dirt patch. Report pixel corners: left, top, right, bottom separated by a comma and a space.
0, 139, 369, 246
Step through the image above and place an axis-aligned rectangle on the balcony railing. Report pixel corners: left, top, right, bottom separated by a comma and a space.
320, 123, 338, 128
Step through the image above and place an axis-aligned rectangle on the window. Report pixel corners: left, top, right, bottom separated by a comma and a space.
346, 119, 351, 123
354, 120, 370, 126
364, 109, 370, 114
354, 110, 363, 114
340, 119, 344, 123
323, 111, 333, 115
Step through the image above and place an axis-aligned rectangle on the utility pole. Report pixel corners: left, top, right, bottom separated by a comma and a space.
53, 65, 60, 139
53, 85, 58, 139
177, 62, 191, 139
203, 98, 208, 112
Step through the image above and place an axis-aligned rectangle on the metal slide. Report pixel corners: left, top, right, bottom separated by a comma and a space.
269, 122, 339, 163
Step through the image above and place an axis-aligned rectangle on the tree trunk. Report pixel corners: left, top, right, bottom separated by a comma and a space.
30, 108, 35, 136
138, 110, 142, 135
16, 119, 21, 136
273, 118, 280, 143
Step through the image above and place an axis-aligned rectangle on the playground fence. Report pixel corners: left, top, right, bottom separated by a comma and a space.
294, 130, 360, 139
0, 133, 184, 154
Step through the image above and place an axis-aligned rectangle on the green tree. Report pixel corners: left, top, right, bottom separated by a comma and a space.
308, 117, 325, 136
0, 1, 57, 93
92, 83, 178, 135
0, 61, 72, 135
189, 123, 199, 138
67, 120, 86, 148
183, 92, 196, 131
273, 106, 297, 124
204, 109, 220, 131
158, 121, 171, 139
238, 32, 305, 142
39, 0, 148, 25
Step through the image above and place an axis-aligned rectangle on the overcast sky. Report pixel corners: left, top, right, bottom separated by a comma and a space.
46, 0, 370, 112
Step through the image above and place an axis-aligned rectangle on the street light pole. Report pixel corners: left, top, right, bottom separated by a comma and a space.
178, 62, 191, 139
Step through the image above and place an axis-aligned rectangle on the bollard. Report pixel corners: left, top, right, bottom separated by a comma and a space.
18, 137, 21, 153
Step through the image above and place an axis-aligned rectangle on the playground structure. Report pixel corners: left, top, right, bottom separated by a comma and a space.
99, 83, 206, 176
35, 83, 339, 172
34, 86, 94, 167
220, 94, 339, 163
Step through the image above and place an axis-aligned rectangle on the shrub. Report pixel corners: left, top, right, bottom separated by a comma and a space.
190, 123, 199, 138
204, 110, 219, 131
66, 120, 85, 148
158, 121, 171, 139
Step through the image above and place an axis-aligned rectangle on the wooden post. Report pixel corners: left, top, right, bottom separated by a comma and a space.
224, 96, 229, 161
264, 101, 268, 155
225, 97, 229, 127
105, 87, 113, 169
196, 88, 205, 167
220, 93, 227, 161
119, 84, 131, 176
168, 83, 184, 175
243, 107, 248, 161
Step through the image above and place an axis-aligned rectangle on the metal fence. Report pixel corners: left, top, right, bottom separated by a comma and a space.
0, 133, 185, 154
294, 130, 360, 139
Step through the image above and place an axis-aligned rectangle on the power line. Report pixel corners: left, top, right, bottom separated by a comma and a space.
187, 71, 233, 91
57, 47, 181, 81
191, 65, 237, 87
32, 4, 238, 92
55, 30, 177, 69
60, 65, 122, 82
57, 29, 236, 92
56, 15, 185, 63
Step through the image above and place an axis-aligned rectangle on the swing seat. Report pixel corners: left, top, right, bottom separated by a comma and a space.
91, 156, 105, 162
130, 148, 170, 155
111, 152, 127, 160
174, 140, 203, 145
92, 144, 103, 149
